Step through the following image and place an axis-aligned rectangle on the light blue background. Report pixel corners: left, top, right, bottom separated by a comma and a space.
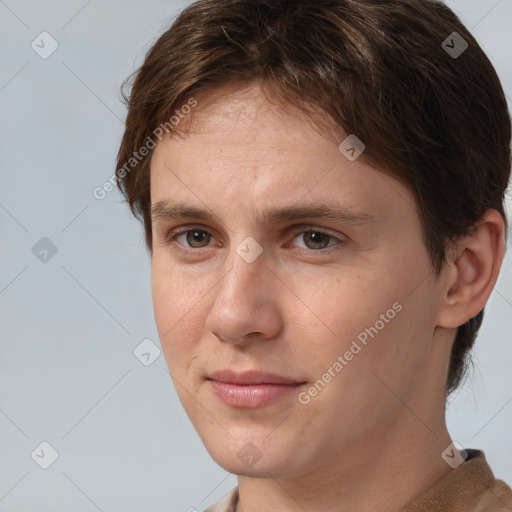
0, 1, 511, 510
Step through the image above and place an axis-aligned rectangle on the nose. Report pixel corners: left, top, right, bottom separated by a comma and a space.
204, 244, 283, 345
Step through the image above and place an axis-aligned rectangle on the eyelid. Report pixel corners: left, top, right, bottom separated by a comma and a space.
289, 224, 343, 239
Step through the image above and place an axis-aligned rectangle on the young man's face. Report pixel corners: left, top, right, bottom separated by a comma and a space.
149, 84, 452, 478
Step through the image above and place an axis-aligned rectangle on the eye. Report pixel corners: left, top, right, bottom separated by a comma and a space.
289, 228, 344, 252
163, 226, 345, 254
167, 228, 213, 249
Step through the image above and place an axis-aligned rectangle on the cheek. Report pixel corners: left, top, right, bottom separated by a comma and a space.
151, 264, 202, 368
151, 260, 202, 328
290, 268, 426, 382
292, 272, 388, 345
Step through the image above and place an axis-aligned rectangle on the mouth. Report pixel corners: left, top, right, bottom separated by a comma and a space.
207, 370, 307, 408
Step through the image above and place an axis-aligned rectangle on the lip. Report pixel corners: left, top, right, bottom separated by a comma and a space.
208, 369, 303, 385
207, 370, 306, 408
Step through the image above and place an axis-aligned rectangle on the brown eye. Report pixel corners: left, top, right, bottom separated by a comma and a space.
184, 230, 212, 248
302, 231, 332, 250
291, 230, 340, 251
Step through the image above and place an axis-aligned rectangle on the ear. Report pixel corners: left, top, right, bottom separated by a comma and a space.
436, 209, 506, 329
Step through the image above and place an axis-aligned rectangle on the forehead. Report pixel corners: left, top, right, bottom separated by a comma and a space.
148, 83, 418, 234
150, 84, 351, 192
171, 83, 340, 150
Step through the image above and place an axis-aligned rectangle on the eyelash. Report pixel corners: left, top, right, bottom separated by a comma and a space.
163, 225, 346, 255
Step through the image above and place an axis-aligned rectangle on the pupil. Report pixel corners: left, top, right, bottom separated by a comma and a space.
188, 230, 209, 247
306, 232, 327, 249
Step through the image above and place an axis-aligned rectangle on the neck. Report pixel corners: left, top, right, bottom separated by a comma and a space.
236, 409, 453, 512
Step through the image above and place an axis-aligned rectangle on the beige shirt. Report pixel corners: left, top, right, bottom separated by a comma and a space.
203, 450, 512, 511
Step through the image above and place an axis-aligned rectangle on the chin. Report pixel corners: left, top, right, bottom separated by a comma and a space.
203, 433, 309, 479
212, 451, 291, 478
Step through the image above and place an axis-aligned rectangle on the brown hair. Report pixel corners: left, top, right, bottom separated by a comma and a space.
115, 0, 511, 395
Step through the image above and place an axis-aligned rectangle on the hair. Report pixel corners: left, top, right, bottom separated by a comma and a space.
115, 0, 511, 396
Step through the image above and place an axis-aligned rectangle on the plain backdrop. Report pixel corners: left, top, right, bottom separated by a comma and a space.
1, 1, 511, 511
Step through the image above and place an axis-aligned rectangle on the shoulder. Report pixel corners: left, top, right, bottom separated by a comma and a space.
405, 449, 512, 511
480, 478, 512, 511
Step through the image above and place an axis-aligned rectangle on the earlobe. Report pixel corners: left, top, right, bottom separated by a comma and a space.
436, 209, 505, 329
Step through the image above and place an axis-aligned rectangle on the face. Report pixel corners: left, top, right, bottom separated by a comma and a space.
150, 83, 446, 479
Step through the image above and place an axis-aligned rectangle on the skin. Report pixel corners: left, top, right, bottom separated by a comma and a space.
149, 83, 505, 512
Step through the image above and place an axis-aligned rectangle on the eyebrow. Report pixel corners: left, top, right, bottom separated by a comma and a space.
151, 201, 378, 227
